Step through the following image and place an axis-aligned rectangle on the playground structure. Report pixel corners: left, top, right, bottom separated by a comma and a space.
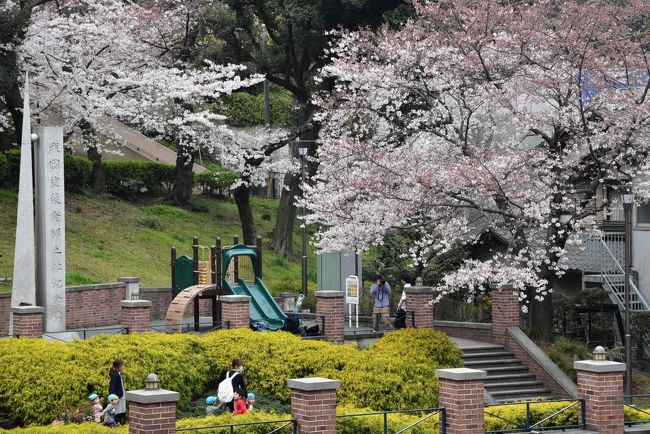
168, 236, 287, 332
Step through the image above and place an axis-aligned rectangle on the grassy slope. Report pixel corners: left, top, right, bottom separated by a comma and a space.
0, 188, 316, 292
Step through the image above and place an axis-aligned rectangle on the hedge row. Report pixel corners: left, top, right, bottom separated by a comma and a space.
3, 401, 650, 433
0, 329, 462, 426
225, 90, 294, 128
3, 150, 237, 197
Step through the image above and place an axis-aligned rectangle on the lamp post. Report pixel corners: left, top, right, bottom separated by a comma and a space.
622, 193, 634, 401
298, 144, 309, 297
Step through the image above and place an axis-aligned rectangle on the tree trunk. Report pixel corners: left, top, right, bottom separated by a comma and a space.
171, 143, 195, 208
233, 183, 256, 245
86, 145, 106, 194
270, 173, 300, 259
80, 119, 106, 194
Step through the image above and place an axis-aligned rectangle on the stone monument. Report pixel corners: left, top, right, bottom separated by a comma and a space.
35, 125, 66, 331
10, 74, 37, 326
10, 73, 67, 334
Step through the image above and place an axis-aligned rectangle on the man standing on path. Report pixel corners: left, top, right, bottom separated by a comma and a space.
370, 274, 391, 332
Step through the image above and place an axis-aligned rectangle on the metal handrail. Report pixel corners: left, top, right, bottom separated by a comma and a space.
150, 322, 226, 334
337, 407, 445, 434
42, 326, 129, 340
484, 399, 585, 433
624, 394, 650, 426
599, 236, 650, 311
176, 418, 297, 433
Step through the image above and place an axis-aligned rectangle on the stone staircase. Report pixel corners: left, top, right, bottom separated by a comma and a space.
462, 342, 555, 403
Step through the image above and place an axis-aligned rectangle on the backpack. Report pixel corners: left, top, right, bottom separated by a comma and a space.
217, 371, 239, 403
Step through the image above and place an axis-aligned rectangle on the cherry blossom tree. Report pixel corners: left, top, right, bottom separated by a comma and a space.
305, 0, 650, 328
17, 0, 263, 204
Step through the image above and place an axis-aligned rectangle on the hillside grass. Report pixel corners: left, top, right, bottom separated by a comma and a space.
0, 188, 316, 292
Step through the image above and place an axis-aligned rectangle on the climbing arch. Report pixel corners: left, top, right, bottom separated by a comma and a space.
165, 284, 216, 333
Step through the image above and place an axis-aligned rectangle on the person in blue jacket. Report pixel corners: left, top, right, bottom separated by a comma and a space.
370, 274, 391, 332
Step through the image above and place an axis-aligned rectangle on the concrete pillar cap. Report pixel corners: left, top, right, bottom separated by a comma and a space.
126, 389, 180, 404
574, 360, 626, 373
316, 290, 344, 298
287, 377, 340, 391
12, 305, 45, 314
120, 300, 152, 308
436, 368, 487, 381
221, 295, 251, 303
117, 277, 140, 283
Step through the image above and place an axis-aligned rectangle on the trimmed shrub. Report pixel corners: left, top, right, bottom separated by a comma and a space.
63, 155, 92, 192
4, 150, 91, 191
0, 329, 461, 427
225, 90, 294, 127
194, 168, 238, 198
103, 160, 175, 197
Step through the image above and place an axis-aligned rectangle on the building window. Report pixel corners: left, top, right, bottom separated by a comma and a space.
638, 203, 650, 225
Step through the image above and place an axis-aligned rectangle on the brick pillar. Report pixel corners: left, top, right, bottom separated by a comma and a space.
221, 295, 250, 329
490, 284, 520, 346
126, 386, 180, 434
288, 377, 340, 434
574, 360, 625, 434
436, 368, 486, 434
120, 300, 152, 333
405, 286, 435, 329
118, 277, 141, 300
316, 291, 344, 343
12, 306, 44, 338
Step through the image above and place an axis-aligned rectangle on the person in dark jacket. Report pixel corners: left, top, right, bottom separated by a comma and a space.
225, 358, 247, 412
108, 359, 126, 424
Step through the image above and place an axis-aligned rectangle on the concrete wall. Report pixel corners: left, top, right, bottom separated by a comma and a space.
434, 320, 493, 343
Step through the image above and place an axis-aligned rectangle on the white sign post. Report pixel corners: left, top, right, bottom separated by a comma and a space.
345, 275, 359, 328
35, 126, 66, 332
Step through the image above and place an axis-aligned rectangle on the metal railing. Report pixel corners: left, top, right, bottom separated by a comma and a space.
336, 408, 445, 434
176, 418, 297, 433
343, 311, 415, 333
598, 236, 649, 312
484, 399, 585, 433
624, 394, 650, 426
40, 326, 129, 341
150, 322, 228, 334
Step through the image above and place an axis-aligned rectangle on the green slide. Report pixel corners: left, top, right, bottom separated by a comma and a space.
224, 276, 287, 330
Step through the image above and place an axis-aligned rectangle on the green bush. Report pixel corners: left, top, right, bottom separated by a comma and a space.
103, 160, 175, 197
4, 150, 91, 191
0, 329, 461, 427
63, 155, 92, 192
194, 168, 238, 198
225, 90, 294, 127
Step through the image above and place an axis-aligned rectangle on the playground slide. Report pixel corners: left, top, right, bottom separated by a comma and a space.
224, 276, 287, 331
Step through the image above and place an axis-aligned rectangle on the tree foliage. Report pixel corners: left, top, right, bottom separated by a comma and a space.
305, 0, 650, 324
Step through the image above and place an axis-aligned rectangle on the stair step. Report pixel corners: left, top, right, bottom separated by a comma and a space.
493, 395, 555, 404
464, 358, 522, 367
486, 380, 544, 390
485, 376, 537, 385
480, 365, 529, 373
490, 388, 551, 397
463, 351, 513, 359
461, 345, 505, 354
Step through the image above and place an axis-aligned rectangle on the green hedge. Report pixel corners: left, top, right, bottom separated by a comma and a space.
194, 167, 238, 198
4, 402, 650, 433
0, 329, 461, 426
103, 160, 175, 197
225, 90, 294, 127
5, 150, 91, 191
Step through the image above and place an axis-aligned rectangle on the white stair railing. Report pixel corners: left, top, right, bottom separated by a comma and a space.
598, 237, 649, 312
